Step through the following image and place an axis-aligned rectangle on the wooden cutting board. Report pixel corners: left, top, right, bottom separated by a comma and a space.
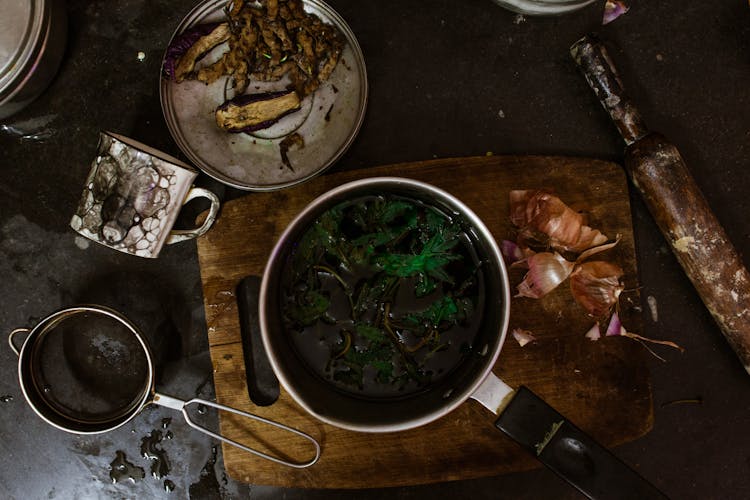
196, 155, 653, 488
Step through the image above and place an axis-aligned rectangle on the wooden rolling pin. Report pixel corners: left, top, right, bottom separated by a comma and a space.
570, 35, 750, 374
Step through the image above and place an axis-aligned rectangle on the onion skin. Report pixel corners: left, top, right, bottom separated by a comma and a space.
515, 252, 575, 299
501, 239, 525, 264
603, 0, 629, 25
512, 328, 537, 347
509, 189, 607, 253
569, 261, 624, 319
585, 323, 602, 341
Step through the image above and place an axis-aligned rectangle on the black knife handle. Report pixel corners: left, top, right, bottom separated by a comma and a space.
236, 275, 280, 406
495, 386, 667, 500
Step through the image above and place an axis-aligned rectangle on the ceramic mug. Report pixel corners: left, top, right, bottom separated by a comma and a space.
70, 131, 220, 258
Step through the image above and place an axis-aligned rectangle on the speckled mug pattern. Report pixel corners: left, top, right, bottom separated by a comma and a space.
70, 132, 197, 258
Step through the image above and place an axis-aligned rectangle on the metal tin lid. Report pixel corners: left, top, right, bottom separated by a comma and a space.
0, 0, 45, 100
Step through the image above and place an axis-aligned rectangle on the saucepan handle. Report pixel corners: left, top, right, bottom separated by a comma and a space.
236, 275, 280, 406
152, 393, 320, 468
8, 328, 31, 356
495, 386, 666, 499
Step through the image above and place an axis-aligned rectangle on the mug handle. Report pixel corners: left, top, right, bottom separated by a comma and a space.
165, 187, 221, 245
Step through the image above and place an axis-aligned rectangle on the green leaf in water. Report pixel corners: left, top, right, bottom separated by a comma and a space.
285, 289, 330, 327
375, 224, 463, 297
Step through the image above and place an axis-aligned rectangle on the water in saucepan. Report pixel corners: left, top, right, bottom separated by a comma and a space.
280, 194, 486, 399
31, 311, 150, 423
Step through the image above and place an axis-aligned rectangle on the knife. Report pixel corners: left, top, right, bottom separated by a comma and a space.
472, 376, 667, 499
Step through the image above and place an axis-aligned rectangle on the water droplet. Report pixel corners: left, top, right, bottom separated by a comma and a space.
165, 430, 174, 440
140, 430, 171, 479
161, 417, 172, 429
164, 479, 175, 492
0, 395, 13, 403
109, 451, 145, 483
197, 404, 207, 415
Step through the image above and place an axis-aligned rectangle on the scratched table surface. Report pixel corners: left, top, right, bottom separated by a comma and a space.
0, 1, 749, 499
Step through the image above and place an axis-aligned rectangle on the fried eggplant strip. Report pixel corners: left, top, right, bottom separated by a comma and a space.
174, 0, 344, 98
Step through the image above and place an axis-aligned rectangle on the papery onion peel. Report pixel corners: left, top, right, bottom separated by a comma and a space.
501, 239, 525, 264
516, 252, 575, 299
603, 0, 629, 25
585, 323, 601, 341
605, 310, 626, 337
509, 190, 607, 253
570, 261, 624, 318
576, 235, 621, 263
604, 312, 684, 360
512, 328, 537, 347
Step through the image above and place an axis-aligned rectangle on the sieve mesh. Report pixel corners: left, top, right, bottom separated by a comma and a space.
27, 310, 151, 426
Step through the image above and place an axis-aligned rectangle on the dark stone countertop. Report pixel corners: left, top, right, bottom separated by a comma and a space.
1, 1, 749, 498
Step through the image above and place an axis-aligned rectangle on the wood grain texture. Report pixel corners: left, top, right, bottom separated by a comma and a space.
572, 35, 750, 375
626, 135, 750, 374
196, 155, 653, 488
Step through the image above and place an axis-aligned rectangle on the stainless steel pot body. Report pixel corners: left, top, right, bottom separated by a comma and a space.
259, 177, 511, 432
10, 305, 321, 467
0, 0, 67, 119
11, 306, 154, 434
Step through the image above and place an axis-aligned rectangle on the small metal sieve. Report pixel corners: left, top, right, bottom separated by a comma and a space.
9, 305, 319, 468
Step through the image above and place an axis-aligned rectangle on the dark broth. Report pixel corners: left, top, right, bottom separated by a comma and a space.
280, 194, 485, 398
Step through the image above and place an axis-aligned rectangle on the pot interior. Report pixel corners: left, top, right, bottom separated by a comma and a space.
19, 307, 153, 433
261, 178, 510, 432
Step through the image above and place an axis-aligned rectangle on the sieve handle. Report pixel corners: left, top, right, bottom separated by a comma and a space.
152, 393, 321, 468
8, 328, 31, 356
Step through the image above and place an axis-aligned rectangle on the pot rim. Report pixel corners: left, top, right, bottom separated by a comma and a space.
15, 305, 156, 435
259, 177, 511, 432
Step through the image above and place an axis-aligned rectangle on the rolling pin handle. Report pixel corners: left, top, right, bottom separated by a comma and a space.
571, 33, 750, 375
570, 35, 649, 145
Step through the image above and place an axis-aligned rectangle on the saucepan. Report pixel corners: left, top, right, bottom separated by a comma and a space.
259, 177, 665, 498
9, 305, 320, 468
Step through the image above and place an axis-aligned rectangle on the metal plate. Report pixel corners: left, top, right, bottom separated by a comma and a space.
160, 0, 368, 191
